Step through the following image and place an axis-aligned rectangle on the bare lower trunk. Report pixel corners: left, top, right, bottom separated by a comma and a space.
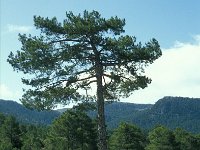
96, 63, 107, 150
97, 83, 107, 150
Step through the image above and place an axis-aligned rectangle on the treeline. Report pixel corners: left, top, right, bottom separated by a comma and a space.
1, 97, 200, 134
0, 99, 60, 125
103, 97, 200, 133
0, 109, 200, 150
1, 109, 200, 150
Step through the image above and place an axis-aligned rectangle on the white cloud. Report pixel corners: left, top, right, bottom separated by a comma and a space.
0, 84, 21, 103
124, 35, 200, 104
7, 24, 33, 33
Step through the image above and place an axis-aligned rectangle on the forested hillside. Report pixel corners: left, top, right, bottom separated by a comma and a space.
143, 96, 200, 132
1, 96, 200, 133
103, 97, 200, 133
1, 109, 200, 149
0, 99, 59, 125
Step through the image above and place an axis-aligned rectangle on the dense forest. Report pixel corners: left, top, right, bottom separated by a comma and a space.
1, 96, 200, 149
0, 99, 60, 125
1, 96, 200, 133
1, 108, 200, 150
103, 96, 200, 133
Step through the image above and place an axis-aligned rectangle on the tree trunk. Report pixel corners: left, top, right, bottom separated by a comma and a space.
91, 38, 107, 150
96, 59, 107, 150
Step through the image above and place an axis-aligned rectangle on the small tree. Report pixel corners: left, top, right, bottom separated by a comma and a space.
146, 126, 178, 150
0, 113, 6, 126
109, 122, 146, 150
174, 128, 200, 150
8, 10, 161, 149
45, 109, 97, 150
0, 116, 22, 149
21, 125, 46, 150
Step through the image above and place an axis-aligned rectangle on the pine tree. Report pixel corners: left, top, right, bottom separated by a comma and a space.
146, 126, 178, 150
8, 10, 162, 149
0, 116, 22, 149
109, 122, 146, 150
45, 109, 97, 150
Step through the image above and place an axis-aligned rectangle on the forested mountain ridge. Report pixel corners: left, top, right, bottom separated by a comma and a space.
0, 99, 60, 125
0, 96, 200, 133
142, 96, 200, 133
93, 97, 200, 133
151, 96, 200, 115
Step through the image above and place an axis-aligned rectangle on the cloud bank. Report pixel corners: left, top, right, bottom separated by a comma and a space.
126, 35, 200, 104
0, 84, 21, 103
7, 24, 33, 33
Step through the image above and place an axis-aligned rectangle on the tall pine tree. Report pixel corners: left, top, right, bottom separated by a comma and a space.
8, 10, 162, 149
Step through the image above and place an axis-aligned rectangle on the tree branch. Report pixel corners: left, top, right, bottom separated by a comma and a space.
103, 73, 131, 81
65, 75, 96, 87
74, 67, 95, 76
102, 62, 120, 66
102, 60, 133, 66
49, 38, 90, 44
81, 80, 97, 87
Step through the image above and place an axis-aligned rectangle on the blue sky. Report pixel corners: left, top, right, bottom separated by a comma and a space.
1, 0, 200, 105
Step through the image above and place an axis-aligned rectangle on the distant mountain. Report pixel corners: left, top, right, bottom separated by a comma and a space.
103, 96, 200, 133
94, 102, 153, 129
1, 97, 200, 133
0, 99, 60, 125
142, 96, 200, 133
